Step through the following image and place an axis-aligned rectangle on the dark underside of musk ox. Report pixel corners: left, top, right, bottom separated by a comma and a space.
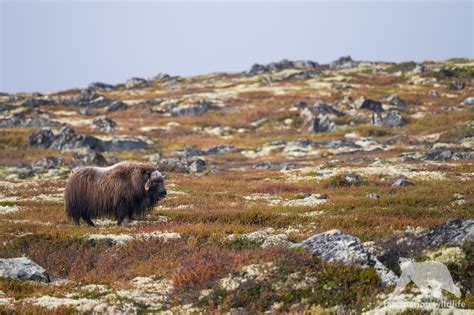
64, 162, 167, 226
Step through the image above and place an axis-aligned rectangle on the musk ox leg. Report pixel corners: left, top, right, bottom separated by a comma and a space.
72, 216, 81, 226
117, 215, 131, 226
82, 215, 96, 227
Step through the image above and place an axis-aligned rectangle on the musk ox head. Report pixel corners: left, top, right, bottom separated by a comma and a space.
65, 161, 167, 226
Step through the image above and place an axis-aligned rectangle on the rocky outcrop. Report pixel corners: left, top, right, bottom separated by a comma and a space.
299, 230, 398, 286
92, 116, 116, 132
385, 94, 407, 109
330, 56, 358, 69
157, 157, 206, 173
248, 59, 318, 75
125, 77, 148, 89
170, 100, 209, 116
88, 82, 115, 91
354, 97, 383, 112
374, 219, 474, 273
0, 257, 50, 283
372, 111, 406, 127
102, 138, 149, 151
28, 127, 148, 152
72, 149, 109, 166
424, 148, 472, 161
0, 112, 60, 128
106, 101, 128, 112
28, 126, 104, 152
172, 144, 235, 157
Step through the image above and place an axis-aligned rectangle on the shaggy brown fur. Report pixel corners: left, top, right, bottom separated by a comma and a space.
64, 161, 167, 226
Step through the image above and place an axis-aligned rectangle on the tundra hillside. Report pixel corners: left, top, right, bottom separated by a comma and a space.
0, 57, 473, 314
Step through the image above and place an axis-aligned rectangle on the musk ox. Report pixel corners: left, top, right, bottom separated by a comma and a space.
64, 161, 166, 226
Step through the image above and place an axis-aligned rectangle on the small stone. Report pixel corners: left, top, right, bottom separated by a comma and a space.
367, 193, 380, 199
391, 176, 414, 188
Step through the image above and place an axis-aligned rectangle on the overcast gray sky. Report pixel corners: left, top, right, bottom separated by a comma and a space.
1, 0, 473, 93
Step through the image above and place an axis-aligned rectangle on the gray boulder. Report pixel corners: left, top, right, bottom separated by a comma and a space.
0, 112, 60, 128
0, 257, 50, 282
391, 176, 414, 188
424, 149, 472, 161
32, 156, 66, 170
102, 138, 149, 151
157, 157, 206, 174
248, 59, 318, 75
170, 100, 209, 116
413, 63, 426, 74
61, 89, 114, 108
354, 97, 383, 112
88, 82, 115, 90
375, 219, 474, 274
125, 77, 147, 89
372, 111, 406, 127
29, 126, 104, 152
385, 94, 407, 109
461, 97, 474, 106
449, 81, 464, 90
106, 101, 128, 112
72, 149, 108, 166
0, 104, 14, 112
312, 114, 336, 132
330, 55, 358, 69
299, 230, 398, 286
92, 116, 116, 132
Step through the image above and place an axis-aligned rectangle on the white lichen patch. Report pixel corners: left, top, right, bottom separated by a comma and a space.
88, 231, 181, 245
244, 193, 327, 208
0, 205, 20, 214
219, 263, 276, 291
27, 295, 105, 312
227, 228, 292, 248
427, 247, 466, 266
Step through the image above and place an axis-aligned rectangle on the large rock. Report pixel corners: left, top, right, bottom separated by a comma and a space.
424, 148, 472, 161
0, 112, 60, 128
29, 126, 104, 152
330, 55, 358, 69
385, 94, 407, 109
0, 257, 50, 282
354, 97, 383, 112
372, 111, 406, 127
102, 138, 149, 151
0, 104, 14, 112
92, 116, 116, 132
461, 96, 474, 106
72, 149, 109, 166
311, 114, 336, 132
375, 219, 474, 273
157, 157, 206, 173
248, 59, 318, 75
88, 82, 115, 90
299, 230, 398, 286
300, 102, 341, 133
125, 77, 147, 89
170, 100, 208, 116
60, 89, 115, 108
21, 98, 54, 108
106, 101, 128, 112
